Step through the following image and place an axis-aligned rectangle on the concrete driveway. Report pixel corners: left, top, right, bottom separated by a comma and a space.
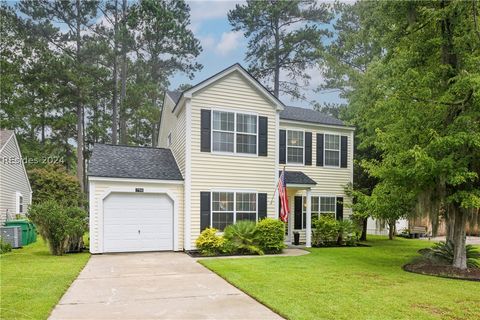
49, 252, 283, 320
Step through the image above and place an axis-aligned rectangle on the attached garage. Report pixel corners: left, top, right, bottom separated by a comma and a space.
87, 144, 184, 254
103, 193, 174, 252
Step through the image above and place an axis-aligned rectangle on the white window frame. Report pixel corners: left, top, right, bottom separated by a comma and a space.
324, 133, 341, 168
210, 190, 258, 230
211, 108, 259, 156
299, 194, 337, 229
16, 192, 23, 214
286, 129, 305, 165
167, 132, 172, 147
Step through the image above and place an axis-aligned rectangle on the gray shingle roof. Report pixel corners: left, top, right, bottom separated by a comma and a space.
166, 90, 182, 104
280, 171, 317, 185
88, 144, 183, 181
280, 106, 345, 126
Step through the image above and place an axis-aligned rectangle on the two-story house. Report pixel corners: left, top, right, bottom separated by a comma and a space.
87, 64, 354, 254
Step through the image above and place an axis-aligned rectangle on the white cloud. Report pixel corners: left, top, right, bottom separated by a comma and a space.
199, 34, 216, 50
215, 31, 242, 55
187, 0, 244, 31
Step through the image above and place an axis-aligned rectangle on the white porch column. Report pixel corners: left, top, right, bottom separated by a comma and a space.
306, 189, 312, 248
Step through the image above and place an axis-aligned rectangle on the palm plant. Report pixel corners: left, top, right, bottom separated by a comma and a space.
419, 241, 480, 268
223, 220, 263, 255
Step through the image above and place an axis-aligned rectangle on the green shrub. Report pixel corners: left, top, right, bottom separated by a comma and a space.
64, 207, 88, 253
28, 200, 88, 255
312, 214, 339, 247
224, 220, 263, 255
195, 228, 225, 256
28, 166, 84, 207
419, 241, 480, 268
256, 218, 285, 254
0, 239, 12, 254
337, 219, 360, 246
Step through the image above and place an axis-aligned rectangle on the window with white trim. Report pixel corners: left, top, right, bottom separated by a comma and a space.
287, 130, 304, 164
324, 134, 340, 167
301, 196, 336, 229
212, 110, 257, 155
211, 191, 257, 231
16, 192, 24, 214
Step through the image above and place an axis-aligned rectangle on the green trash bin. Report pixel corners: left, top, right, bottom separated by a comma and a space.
5, 220, 33, 245
30, 222, 37, 242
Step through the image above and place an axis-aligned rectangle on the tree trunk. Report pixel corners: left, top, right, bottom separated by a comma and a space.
75, 0, 84, 192
273, 18, 280, 98
119, 0, 128, 145
111, 0, 119, 145
360, 217, 368, 241
388, 221, 395, 240
452, 207, 467, 269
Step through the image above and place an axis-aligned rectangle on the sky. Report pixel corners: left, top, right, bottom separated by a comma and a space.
170, 0, 344, 108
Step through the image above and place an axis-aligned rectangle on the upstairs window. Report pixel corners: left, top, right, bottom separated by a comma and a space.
212, 110, 257, 155
236, 114, 257, 154
213, 111, 235, 152
324, 134, 340, 167
287, 130, 304, 164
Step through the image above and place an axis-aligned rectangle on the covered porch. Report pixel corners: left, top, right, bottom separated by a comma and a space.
277, 171, 317, 248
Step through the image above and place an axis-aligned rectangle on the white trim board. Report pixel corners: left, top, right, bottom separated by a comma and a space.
88, 176, 184, 184
173, 64, 284, 116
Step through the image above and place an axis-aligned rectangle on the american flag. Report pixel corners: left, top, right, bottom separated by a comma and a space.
278, 169, 289, 222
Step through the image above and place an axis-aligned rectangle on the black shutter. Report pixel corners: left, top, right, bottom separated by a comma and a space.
258, 193, 267, 220
258, 116, 268, 156
279, 129, 286, 164
336, 197, 344, 221
294, 196, 302, 229
340, 136, 348, 168
200, 109, 211, 152
316, 133, 324, 166
200, 192, 211, 231
305, 132, 312, 165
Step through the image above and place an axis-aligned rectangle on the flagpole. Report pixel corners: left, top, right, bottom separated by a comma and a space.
270, 165, 285, 204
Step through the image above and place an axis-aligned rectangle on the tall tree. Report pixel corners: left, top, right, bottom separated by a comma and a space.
353, 0, 480, 269
228, 0, 332, 99
18, 0, 100, 192
320, 1, 383, 240
126, 0, 202, 146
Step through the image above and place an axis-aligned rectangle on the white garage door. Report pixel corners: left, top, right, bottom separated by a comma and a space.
103, 193, 173, 252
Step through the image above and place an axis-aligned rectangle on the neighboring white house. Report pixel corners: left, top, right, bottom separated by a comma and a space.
0, 130, 32, 225
87, 64, 355, 254
367, 218, 409, 236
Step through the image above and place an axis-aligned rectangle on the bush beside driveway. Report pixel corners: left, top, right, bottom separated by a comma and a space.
0, 239, 90, 320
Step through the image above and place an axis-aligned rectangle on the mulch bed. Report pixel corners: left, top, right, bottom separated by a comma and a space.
403, 261, 480, 281
186, 251, 269, 258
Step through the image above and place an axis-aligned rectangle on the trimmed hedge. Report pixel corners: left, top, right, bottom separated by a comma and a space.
256, 218, 285, 254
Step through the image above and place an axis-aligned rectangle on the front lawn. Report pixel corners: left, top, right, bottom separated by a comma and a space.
200, 236, 480, 320
0, 238, 90, 320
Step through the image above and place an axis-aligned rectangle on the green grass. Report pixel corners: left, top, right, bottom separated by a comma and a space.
200, 236, 480, 320
0, 238, 90, 320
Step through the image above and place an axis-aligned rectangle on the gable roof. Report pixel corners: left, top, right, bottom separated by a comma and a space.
280, 105, 346, 127
280, 171, 317, 186
0, 130, 14, 151
166, 91, 347, 127
166, 90, 182, 104
171, 63, 285, 114
88, 144, 183, 181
